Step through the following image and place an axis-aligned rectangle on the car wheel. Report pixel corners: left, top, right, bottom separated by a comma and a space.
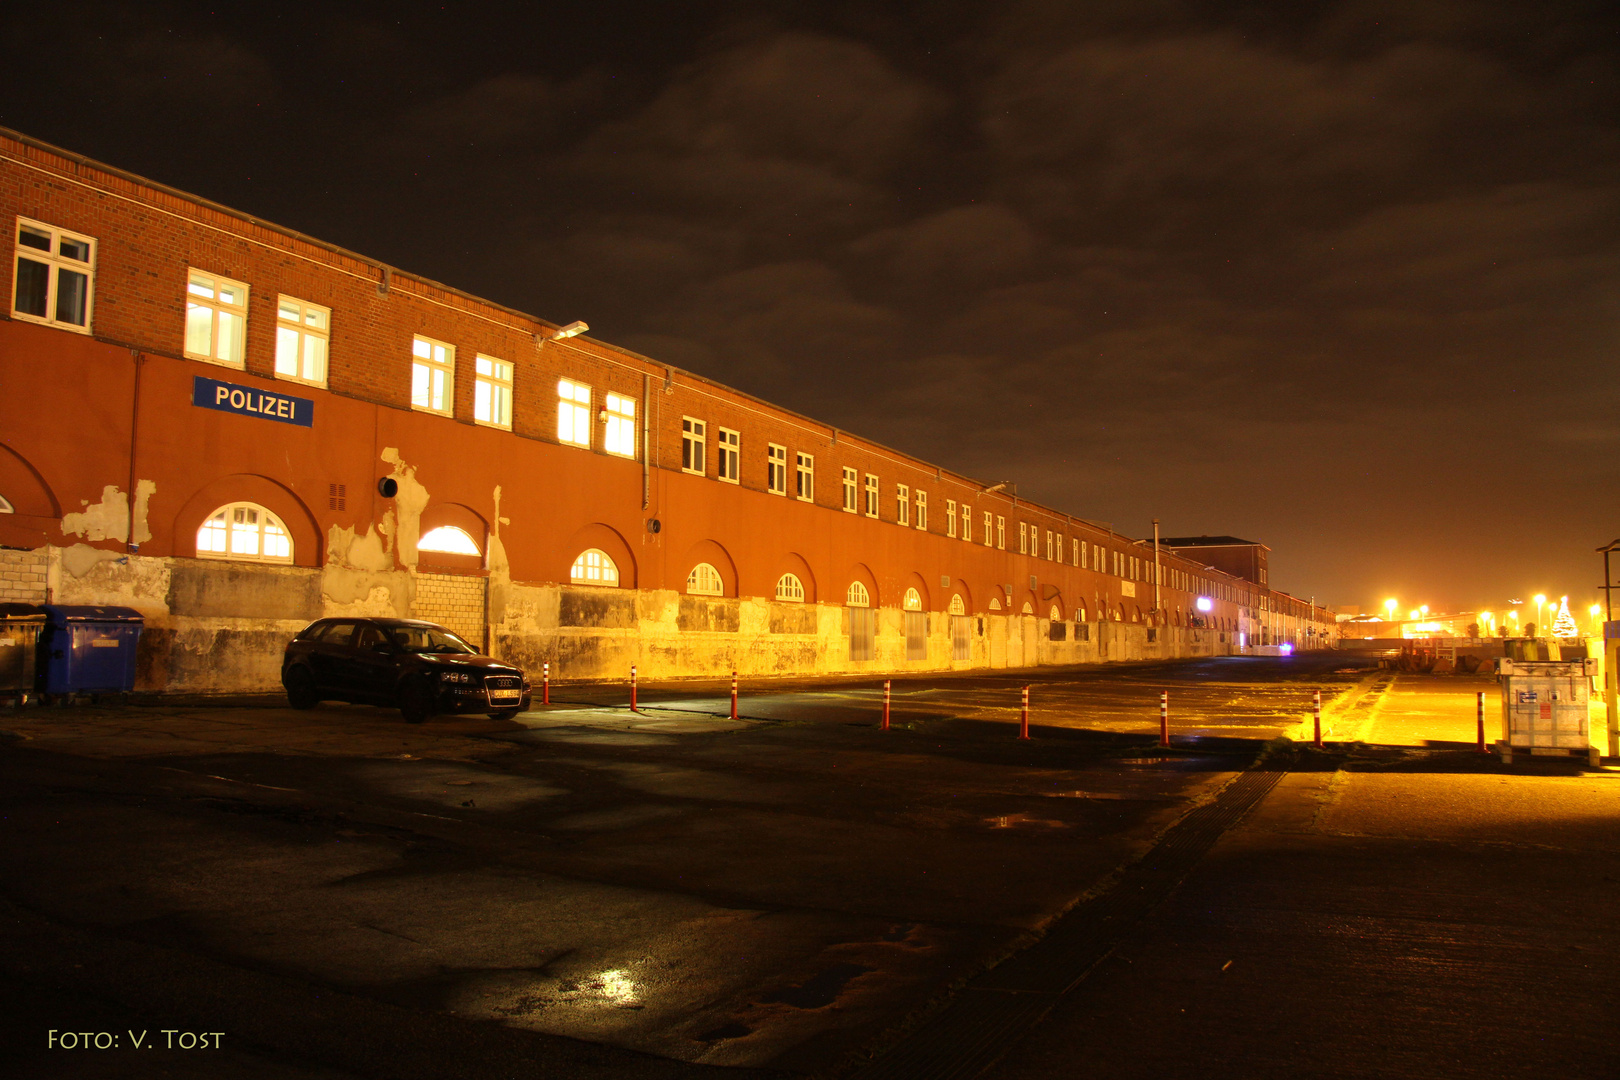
399, 678, 435, 724
284, 667, 319, 710
487, 708, 521, 721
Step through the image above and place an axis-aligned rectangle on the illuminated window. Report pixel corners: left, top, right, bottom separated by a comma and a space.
682, 417, 706, 474
767, 444, 787, 495
988, 596, 1001, 611
915, 490, 927, 530
1022, 601, 1034, 615
275, 296, 329, 387
903, 588, 922, 611
418, 525, 481, 555
846, 581, 870, 606
687, 562, 724, 596
946, 499, 957, 538
796, 453, 814, 502
569, 548, 618, 585
948, 594, 965, 615
558, 378, 591, 447
185, 270, 249, 368
717, 428, 740, 483
896, 484, 909, 526
605, 392, 637, 457
864, 473, 879, 517
1050, 604, 1061, 622
467, 355, 512, 429
411, 334, 454, 415
197, 502, 292, 564
13, 218, 95, 332
0, 494, 12, 513
842, 467, 857, 512
776, 573, 805, 602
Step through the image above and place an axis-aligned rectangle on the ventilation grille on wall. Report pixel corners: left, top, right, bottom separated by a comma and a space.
329, 483, 347, 511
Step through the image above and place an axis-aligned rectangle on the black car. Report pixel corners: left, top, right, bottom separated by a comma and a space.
281, 617, 530, 723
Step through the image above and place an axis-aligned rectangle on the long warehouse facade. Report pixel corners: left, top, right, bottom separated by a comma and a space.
0, 127, 1337, 694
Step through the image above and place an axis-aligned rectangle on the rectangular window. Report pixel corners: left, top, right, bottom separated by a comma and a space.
1057, 533, 1065, 564
185, 269, 249, 368
915, 490, 927, 530
1073, 538, 1080, 566
905, 611, 927, 661
796, 452, 815, 501
842, 467, 858, 512
605, 392, 637, 457
409, 334, 454, 415
864, 474, 879, 517
996, 516, 1005, 549
1019, 523, 1028, 555
946, 500, 957, 538
1046, 530, 1054, 561
962, 505, 972, 542
13, 218, 95, 332
983, 511, 993, 547
767, 444, 788, 495
274, 296, 329, 387
558, 378, 591, 447
682, 417, 707, 474
718, 428, 740, 483
897, 484, 910, 526
473, 354, 513, 429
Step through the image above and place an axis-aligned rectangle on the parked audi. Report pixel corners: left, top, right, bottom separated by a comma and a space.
282, 617, 530, 722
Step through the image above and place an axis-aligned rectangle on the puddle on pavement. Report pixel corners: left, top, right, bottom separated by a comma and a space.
759, 963, 874, 1009
984, 812, 1069, 829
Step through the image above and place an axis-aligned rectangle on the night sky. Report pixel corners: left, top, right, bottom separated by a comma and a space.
5, 2, 1617, 617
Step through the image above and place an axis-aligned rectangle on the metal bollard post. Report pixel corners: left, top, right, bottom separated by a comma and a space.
542, 661, 549, 706
1160, 690, 1170, 748
1313, 689, 1323, 748
1020, 685, 1030, 740
1477, 690, 1487, 754
630, 664, 638, 713
882, 680, 891, 731
731, 670, 739, 721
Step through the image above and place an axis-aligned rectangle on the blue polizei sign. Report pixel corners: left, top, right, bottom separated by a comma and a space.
192, 375, 313, 427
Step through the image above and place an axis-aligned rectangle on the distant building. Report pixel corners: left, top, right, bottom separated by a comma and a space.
1157, 536, 1270, 587
0, 127, 1337, 693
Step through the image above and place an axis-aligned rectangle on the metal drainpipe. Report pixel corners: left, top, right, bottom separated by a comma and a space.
1152, 518, 1161, 623
126, 349, 143, 553
641, 374, 650, 511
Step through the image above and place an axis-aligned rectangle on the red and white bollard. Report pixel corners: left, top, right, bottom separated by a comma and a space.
1019, 685, 1030, 740
1313, 689, 1323, 748
731, 670, 739, 721
1477, 691, 1487, 754
881, 680, 892, 731
542, 661, 549, 706
1159, 691, 1170, 748
630, 664, 638, 713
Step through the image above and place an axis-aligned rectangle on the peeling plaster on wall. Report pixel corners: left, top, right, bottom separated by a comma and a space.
326, 523, 393, 573
380, 447, 429, 567
58, 542, 126, 580
60, 484, 130, 542
488, 485, 511, 625
321, 567, 413, 617
50, 549, 171, 615
322, 583, 404, 619
131, 479, 155, 546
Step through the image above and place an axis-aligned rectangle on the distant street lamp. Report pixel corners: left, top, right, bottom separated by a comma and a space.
1384, 598, 1398, 622
1534, 594, 1547, 637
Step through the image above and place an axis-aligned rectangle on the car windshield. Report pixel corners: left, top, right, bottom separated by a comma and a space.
386, 625, 477, 655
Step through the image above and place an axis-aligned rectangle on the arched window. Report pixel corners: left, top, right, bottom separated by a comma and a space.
903, 587, 922, 611
0, 493, 13, 513
687, 562, 724, 596
418, 525, 480, 555
1021, 601, 1034, 615
988, 596, 1002, 611
1076, 604, 1087, 621
775, 573, 805, 602
1049, 604, 1061, 622
570, 548, 619, 586
197, 502, 292, 563
846, 581, 870, 607
948, 594, 965, 615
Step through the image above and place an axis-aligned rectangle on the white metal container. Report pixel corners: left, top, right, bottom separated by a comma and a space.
1498, 658, 1595, 753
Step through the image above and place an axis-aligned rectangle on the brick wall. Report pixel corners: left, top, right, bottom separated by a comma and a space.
0, 547, 47, 602
411, 571, 487, 651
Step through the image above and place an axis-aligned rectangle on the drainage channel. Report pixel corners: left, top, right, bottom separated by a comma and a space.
850, 764, 1286, 1080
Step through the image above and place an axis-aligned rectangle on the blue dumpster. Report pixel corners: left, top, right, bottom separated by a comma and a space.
40, 605, 144, 695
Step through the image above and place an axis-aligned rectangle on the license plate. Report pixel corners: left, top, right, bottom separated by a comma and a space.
488, 688, 522, 702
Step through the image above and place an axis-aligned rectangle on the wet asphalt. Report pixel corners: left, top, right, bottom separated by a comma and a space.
2, 655, 1614, 1078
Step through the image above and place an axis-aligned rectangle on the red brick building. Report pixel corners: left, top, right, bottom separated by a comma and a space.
0, 127, 1336, 693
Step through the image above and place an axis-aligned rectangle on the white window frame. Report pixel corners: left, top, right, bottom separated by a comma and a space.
1057, 533, 1066, 565
604, 392, 637, 457
717, 428, 740, 483
12, 217, 95, 333
842, 467, 858, 513
1019, 522, 1028, 555
682, 417, 707, 474
185, 269, 250, 369
996, 516, 1005, 550
961, 504, 972, 542
776, 573, 805, 602
897, 484, 910, 526
1046, 530, 1054, 561
473, 354, 513, 429
915, 490, 927, 531
687, 562, 725, 596
767, 444, 788, 495
196, 502, 293, 564
983, 511, 992, 547
274, 296, 330, 387
864, 474, 879, 518
410, 334, 454, 416
570, 548, 619, 585
796, 452, 815, 502
558, 378, 592, 448
846, 581, 871, 607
